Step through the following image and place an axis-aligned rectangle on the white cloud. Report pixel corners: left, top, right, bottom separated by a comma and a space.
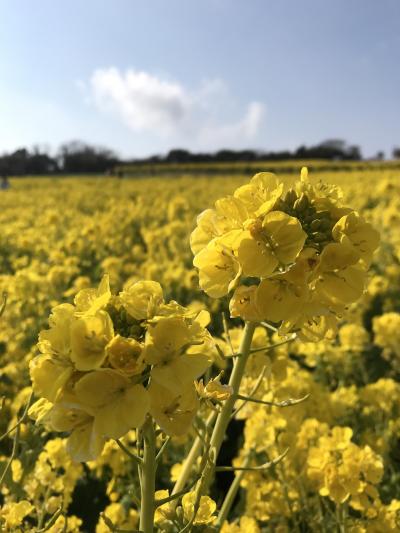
197, 102, 265, 147
86, 67, 265, 149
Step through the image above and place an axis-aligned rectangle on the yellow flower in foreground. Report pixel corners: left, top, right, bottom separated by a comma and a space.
149, 382, 198, 436
313, 243, 366, 307
229, 285, 260, 322
233, 172, 283, 217
190, 208, 222, 255
38, 303, 75, 359
74, 274, 111, 314
236, 211, 307, 278
119, 280, 164, 320
144, 316, 210, 392
255, 275, 308, 323
105, 334, 145, 376
29, 397, 106, 462
333, 211, 380, 266
193, 235, 241, 297
70, 310, 114, 371
196, 375, 233, 401
154, 489, 175, 525
182, 491, 216, 525
30, 354, 74, 402
74, 368, 149, 439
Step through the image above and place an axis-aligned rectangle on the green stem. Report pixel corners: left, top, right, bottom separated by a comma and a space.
139, 417, 156, 533
171, 321, 256, 503
216, 451, 252, 528
171, 411, 216, 501
203, 321, 257, 491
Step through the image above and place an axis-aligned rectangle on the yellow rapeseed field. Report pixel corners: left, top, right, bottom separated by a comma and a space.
1, 166, 400, 532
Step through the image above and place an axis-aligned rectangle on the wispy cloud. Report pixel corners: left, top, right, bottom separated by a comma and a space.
84, 67, 265, 149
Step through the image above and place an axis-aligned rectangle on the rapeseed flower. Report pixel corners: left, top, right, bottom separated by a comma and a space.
29, 275, 212, 460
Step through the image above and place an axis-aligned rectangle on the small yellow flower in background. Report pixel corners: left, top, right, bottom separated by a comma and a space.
373, 312, 400, 365
306, 425, 383, 508
96, 502, 138, 533
182, 491, 216, 525
339, 323, 369, 352
46, 514, 83, 532
221, 515, 261, 533
11, 459, 23, 482
170, 462, 183, 482
0, 500, 34, 529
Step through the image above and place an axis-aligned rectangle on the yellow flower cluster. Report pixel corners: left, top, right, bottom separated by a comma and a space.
307, 426, 383, 506
191, 169, 379, 340
373, 312, 400, 366
0, 438, 83, 531
28, 276, 212, 461
0, 167, 398, 532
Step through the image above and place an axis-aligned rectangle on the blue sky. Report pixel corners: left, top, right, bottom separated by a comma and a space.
1, 0, 399, 158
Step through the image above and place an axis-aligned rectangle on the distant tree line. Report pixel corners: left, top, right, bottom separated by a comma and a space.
0, 141, 119, 176
157, 139, 362, 164
0, 139, 399, 176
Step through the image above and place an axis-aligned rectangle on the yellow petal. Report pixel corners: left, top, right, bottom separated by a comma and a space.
119, 280, 164, 320
149, 382, 198, 436
262, 211, 307, 264
74, 368, 130, 409
70, 311, 114, 371
66, 421, 106, 462
237, 236, 278, 278
151, 353, 210, 393
193, 239, 241, 298
29, 355, 73, 402
94, 384, 149, 439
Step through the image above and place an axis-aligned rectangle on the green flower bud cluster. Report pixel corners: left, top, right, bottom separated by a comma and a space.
106, 304, 146, 340
275, 190, 335, 250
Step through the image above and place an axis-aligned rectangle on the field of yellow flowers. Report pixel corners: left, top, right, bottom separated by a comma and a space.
1, 166, 400, 532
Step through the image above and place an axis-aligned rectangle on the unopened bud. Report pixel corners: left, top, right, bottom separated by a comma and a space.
310, 219, 322, 231
316, 210, 330, 219
284, 189, 297, 206
294, 193, 309, 212
320, 219, 333, 232
176, 506, 184, 521
312, 232, 326, 243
